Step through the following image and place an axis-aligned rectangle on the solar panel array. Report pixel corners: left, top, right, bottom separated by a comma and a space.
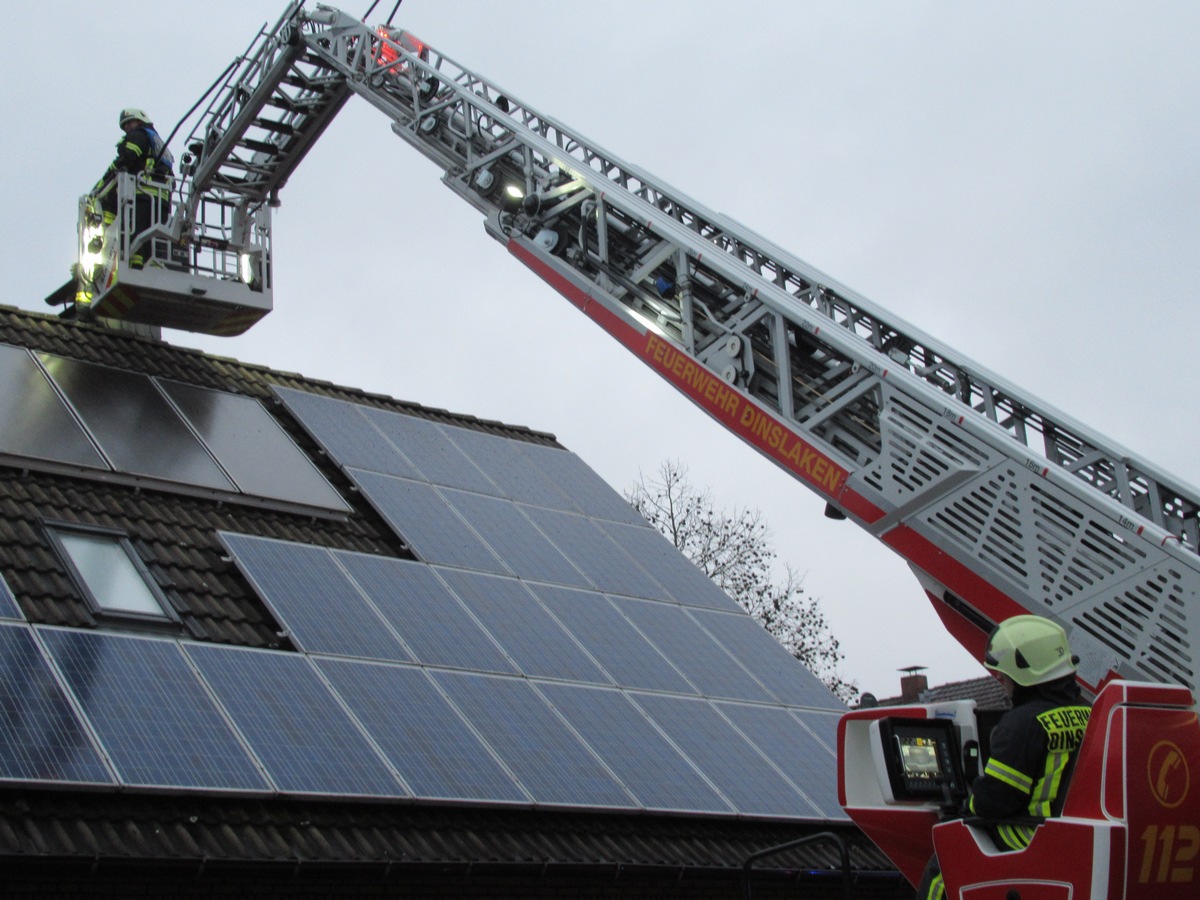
218, 532, 841, 715
0, 344, 347, 514
0, 616, 844, 817
0, 384, 847, 821
257, 387, 846, 818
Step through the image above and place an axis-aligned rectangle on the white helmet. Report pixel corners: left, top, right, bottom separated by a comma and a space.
119, 108, 151, 128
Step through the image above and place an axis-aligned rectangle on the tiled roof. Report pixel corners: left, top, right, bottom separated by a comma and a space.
921, 675, 1011, 710
0, 305, 556, 439
872, 675, 1011, 711
0, 789, 897, 872
0, 305, 556, 647
0, 306, 904, 892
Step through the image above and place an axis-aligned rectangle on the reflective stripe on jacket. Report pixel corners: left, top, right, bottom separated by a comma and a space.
96, 125, 174, 198
968, 676, 1090, 850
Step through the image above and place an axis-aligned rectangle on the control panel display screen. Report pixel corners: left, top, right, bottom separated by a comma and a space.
897, 734, 944, 784
877, 718, 967, 801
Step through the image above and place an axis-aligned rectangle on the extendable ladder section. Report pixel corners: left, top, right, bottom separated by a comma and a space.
295, 7, 1197, 696
183, 1, 352, 210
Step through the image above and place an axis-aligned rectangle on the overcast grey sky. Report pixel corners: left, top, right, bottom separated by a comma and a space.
3, 1, 1197, 697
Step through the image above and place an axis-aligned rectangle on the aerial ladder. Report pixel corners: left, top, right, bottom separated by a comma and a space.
54, 8, 1199, 894
113, 1, 1197, 695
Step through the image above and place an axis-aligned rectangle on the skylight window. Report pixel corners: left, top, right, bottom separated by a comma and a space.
49, 527, 174, 621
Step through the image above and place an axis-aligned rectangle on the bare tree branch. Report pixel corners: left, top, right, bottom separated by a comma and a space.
627, 460, 859, 704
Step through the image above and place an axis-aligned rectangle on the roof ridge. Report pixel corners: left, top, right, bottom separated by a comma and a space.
0, 304, 557, 443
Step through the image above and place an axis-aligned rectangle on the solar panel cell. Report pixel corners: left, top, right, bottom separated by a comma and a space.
690, 610, 844, 710
536, 682, 731, 814
791, 708, 839, 753
517, 444, 645, 525
360, 408, 496, 494
597, 521, 741, 611
316, 658, 528, 803
445, 427, 572, 508
0, 344, 107, 471
221, 533, 410, 662
186, 644, 404, 798
162, 382, 349, 511
0, 624, 110, 785
437, 570, 608, 683
273, 386, 420, 479
39, 354, 236, 490
440, 489, 589, 588
631, 692, 815, 818
348, 469, 508, 572
335, 551, 516, 674
39, 629, 268, 791
523, 507, 668, 600
530, 585, 693, 693
432, 671, 633, 809
614, 598, 773, 702
715, 701, 842, 818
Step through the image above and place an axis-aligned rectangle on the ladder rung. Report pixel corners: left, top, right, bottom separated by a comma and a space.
218, 159, 274, 175
266, 93, 297, 113
283, 73, 327, 93
252, 118, 295, 136
240, 138, 281, 156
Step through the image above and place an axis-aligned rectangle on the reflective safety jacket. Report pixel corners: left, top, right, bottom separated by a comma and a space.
968, 675, 1091, 850
96, 124, 175, 201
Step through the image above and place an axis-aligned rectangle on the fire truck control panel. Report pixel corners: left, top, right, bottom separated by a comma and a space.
839, 681, 1199, 899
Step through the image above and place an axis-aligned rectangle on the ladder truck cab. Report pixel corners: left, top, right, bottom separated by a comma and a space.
55, 5, 1200, 895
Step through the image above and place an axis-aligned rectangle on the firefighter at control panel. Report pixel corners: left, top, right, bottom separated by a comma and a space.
917, 615, 1091, 900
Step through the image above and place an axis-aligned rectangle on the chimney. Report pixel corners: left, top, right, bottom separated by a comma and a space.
899, 666, 929, 702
